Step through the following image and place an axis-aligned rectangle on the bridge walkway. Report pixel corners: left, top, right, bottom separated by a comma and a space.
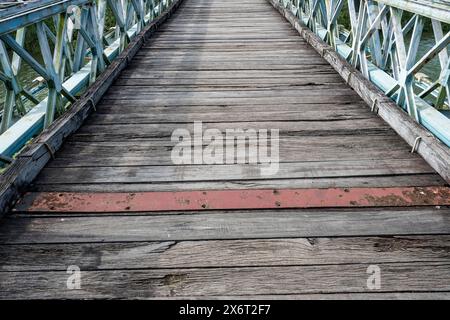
0, 0, 449, 299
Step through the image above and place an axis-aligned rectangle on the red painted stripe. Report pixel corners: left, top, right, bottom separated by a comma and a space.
15, 186, 450, 213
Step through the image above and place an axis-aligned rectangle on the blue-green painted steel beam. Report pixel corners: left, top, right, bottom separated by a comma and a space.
0, 0, 90, 36
0, 0, 168, 160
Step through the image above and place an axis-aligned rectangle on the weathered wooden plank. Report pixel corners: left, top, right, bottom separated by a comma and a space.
146, 37, 305, 42
119, 68, 338, 78
111, 292, 450, 300
159, 17, 288, 22
133, 53, 321, 60
71, 120, 390, 139
104, 85, 354, 95
121, 62, 330, 71
85, 105, 373, 124
34, 159, 434, 184
44, 155, 425, 168
148, 29, 304, 35
132, 51, 323, 59
48, 135, 417, 167
92, 101, 367, 114
31, 174, 447, 192
144, 43, 312, 49
2, 236, 450, 271
112, 77, 345, 87
99, 95, 363, 107
129, 58, 328, 66
148, 35, 304, 42
1, 262, 450, 299
150, 34, 302, 40
157, 25, 301, 30
60, 131, 396, 148
130, 51, 327, 60
1, 207, 449, 243
45, 137, 421, 169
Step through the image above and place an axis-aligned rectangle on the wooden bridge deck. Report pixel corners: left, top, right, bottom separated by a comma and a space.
1, 0, 450, 299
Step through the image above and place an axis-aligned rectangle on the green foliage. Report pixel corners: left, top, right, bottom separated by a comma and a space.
105, 5, 116, 30
22, 17, 55, 54
338, 2, 351, 29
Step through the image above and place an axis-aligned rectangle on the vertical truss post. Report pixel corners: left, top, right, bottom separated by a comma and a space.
53, 12, 67, 114
87, 3, 106, 83
366, 0, 382, 67
429, 20, 450, 110
404, 15, 424, 121
72, 6, 89, 72
36, 21, 61, 127
0, 40, 16, 133
0, 38, 26, 133
108, 0, 127, 52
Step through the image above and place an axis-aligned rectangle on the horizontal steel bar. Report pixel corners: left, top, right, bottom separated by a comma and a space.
15, 187, 450, 212
0, 0, 91, 35
377, 0, 450, 24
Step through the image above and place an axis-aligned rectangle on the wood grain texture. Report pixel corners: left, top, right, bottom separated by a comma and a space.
1, 0, 449, 300
30, 174, 447, 193
1, 207, 449, 244
45, 135, 422, 167
1, 262, 450, 299
31, 0, 444, 193
1, 236, 450, 271
34, 159, 435, 184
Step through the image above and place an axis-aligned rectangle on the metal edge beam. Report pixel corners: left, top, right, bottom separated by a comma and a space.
14, 187, 450, 212
268, 0, 450, 184
0, 0, 185, 215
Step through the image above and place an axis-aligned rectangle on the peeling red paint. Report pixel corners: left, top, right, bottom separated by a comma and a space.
14, 186, 450, 213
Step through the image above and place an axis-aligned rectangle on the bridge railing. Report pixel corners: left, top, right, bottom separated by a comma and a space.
280, 0, 450, 147
0, 0, 173, 163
